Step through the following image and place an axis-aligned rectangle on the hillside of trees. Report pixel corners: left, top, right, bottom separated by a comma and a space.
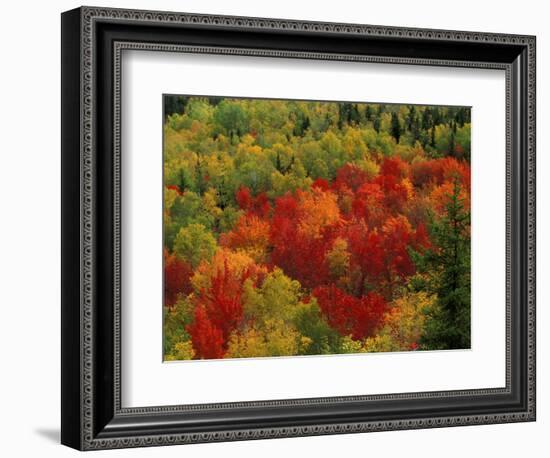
162, 96, 471, 360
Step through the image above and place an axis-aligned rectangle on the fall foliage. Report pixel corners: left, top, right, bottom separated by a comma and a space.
163, 96, 471, 360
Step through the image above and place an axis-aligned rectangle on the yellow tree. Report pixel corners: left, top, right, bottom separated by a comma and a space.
296, 187, 341, 239
220, 214, 271, 263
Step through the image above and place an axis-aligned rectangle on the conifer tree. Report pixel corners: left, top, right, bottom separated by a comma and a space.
391, 112, 401, 143
413, 178, 471, 349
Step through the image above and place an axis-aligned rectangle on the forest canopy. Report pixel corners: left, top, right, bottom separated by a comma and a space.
162, 95, 471, 360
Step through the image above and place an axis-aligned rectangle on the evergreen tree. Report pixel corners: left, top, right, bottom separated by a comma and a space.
178, 168, 187, 193
195, 157, 206, 195
373, 116, 381, 133
292, 114, 303, 137
164, 96, 187, 119
407, 106, 416, 131
449, 131, 456, 157
421, 108, 432, 130
412, 178, 471, 349
365, 105, 372, 122
217, 176, 228, 210
390, 112, 401, 143
431, 107, 442, 125
455, 107, 470, 126
350, 104, 361, 124
276, 150, 283, 173
337, 103, 347, 129
412, 115, 421, 142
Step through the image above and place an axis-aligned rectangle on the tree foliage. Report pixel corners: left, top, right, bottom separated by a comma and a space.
162, 96, 472, 359
412, 178, 471, 349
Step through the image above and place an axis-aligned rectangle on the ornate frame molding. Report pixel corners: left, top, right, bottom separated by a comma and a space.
61, 6, 536, 450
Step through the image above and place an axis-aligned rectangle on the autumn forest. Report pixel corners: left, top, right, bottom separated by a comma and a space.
163, 95, 471, 360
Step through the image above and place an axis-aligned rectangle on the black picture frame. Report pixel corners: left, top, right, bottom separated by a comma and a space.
61, 6, 536, 450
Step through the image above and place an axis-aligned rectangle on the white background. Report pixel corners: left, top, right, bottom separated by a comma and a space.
123, 52, 506, 406
0, 0, 546, 456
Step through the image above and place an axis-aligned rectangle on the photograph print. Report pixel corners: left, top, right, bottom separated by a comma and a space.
162, 95, 471, 361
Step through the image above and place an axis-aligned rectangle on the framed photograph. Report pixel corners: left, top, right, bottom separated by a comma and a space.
61, 6, 536, 450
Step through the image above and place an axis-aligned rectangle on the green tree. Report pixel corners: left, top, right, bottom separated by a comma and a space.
170, 191, 214, 230
406, 105, 416, 131
213, 100, 250, 139
311, 158, 330, 180
163, 296, 194, 356
173, 223, 217, 268
413, 178, 471, 349
421, 107, 432, 130
164, 95, 187, 119
185, 98, 214, 123
434, 124, 453, 155
293, 298, 342, 355
455, 124, 471, 161
390, 111, 402, 143
243, 268, 302, 322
